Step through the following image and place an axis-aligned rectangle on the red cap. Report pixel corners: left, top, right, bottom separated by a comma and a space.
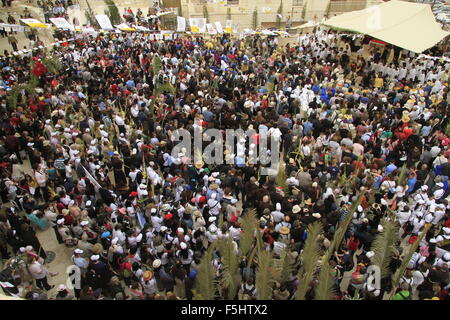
199, 196, 206, 203
191, 198, 197, 203
165, 213, 173, 220
130, 191, 138, 197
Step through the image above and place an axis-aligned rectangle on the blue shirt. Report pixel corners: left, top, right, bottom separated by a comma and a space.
126, 79, 135, 88
303, 121, 313, 135
374, 176, 383, 189
407, 177, 417, 193
386, 163, 397, 175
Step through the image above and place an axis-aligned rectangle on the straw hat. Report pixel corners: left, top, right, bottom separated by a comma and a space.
279, 226, 290, 235
143, 270, 154, 281
92, 243, 103, 254
193, 210, 201, 217
209, 183, 219, 190
304, 198, 313, 206
195, 161, 204, 169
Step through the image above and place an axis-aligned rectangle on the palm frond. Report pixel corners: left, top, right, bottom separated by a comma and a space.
275, 155, 287, 191
315, 263, 336, 300
324, 192, 365, 262
255, 250, 274, 300
193, 245, 217, 300
218, 214, 224, 229
217, 238, 240, 300
371, 219, 399, 279
302, 222, 323, 272
396, 164, 408, 187
295, 221, 323, 300
272, 249, 295, 284
153, 54, 163, 75
245, 245, 257, 281
389, 223, 431, 299
240, 209, 257, 257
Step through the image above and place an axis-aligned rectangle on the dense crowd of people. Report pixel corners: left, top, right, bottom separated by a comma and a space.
0, 22, 449, 300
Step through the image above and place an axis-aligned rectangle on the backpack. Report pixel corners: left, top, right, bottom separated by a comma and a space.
397, 291, 412, 300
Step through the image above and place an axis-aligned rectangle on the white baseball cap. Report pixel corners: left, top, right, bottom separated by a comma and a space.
90, 255, 100, 261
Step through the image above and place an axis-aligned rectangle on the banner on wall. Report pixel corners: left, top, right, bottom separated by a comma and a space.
198, 18, 207, 33
189, 18, 199, 33
225, 20, 232, 33
214, 21, 224, 33
95, 15, 114, 30
49, 17, 74, 30
177, 16, 186, 32
206, 23, 216, 35
0, 23, 25, 32
20, 18, 49, 28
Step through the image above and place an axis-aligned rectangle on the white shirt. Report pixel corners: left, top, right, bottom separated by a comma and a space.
34, 170, 47, 187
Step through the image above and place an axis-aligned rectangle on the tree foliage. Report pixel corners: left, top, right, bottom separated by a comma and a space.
104, 0, 122, 25
276, 0, 283, 29
252, 8, 258, 30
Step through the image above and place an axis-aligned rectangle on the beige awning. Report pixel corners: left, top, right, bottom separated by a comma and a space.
322, 0, 449, 53
291, 21, 318, 30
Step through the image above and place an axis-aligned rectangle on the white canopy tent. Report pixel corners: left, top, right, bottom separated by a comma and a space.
322, 0, 449, 53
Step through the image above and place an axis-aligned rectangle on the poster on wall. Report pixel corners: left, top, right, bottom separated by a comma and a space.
177, 16, 186, 32
214, 21, 224, 33
189, 18, 199, 33
206, 23, 217, 35
50, 17, 74, 30
198, 18, 207, 33
225, 20, 232, 33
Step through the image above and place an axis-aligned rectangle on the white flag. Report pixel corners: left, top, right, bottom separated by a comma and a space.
177, 16, 186, 32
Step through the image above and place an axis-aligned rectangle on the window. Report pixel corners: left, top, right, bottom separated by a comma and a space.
292, 0, 303, 6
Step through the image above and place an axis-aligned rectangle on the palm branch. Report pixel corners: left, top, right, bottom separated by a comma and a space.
275, 154, 287, 191
255, 250, 275, 300
396, 164, 408, 187
240, 208, 257, 257
371, 219, 400, 279
218, 214, 224, 229
272, 249, 296, 284
245, 245, 258, 281
389, 223, 431, 299
323, 192, 365, 262
314, 262, 336, 300
193, 245, 217, 300
295, 221, 323, 300
217, 238, 240, 300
